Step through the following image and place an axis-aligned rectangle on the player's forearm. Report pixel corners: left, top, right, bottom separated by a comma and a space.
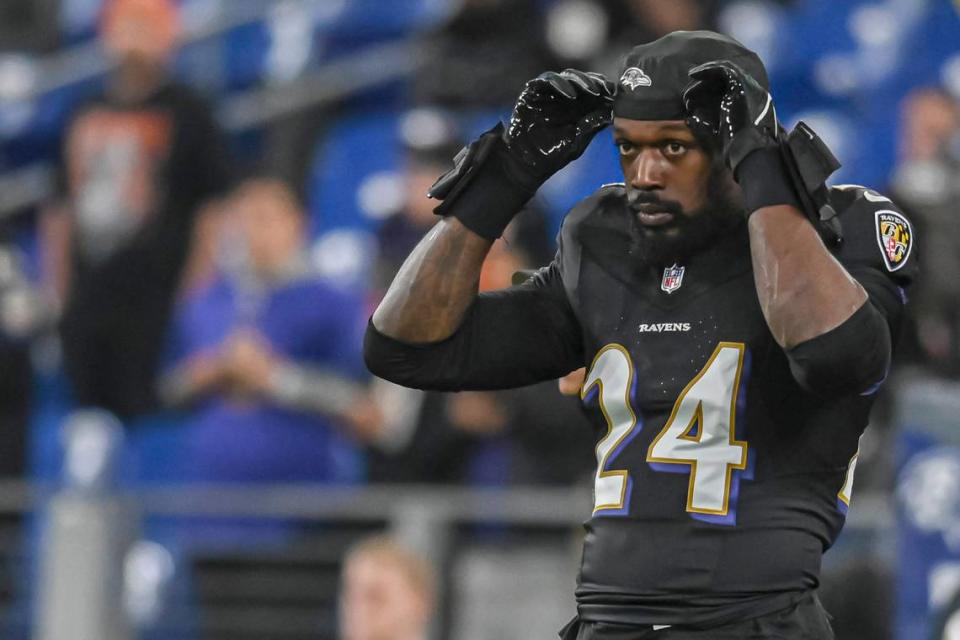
372, 217, 493, 343
748, 205, 868, 349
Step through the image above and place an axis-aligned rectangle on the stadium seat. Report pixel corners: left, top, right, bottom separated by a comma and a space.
307, 110, 406, 236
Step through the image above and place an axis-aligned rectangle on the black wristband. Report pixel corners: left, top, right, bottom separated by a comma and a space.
433, 140, 539, 241
734, 145, 804, 216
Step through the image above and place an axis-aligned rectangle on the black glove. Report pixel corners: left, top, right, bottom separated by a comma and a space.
683, 60, 843, 239
429, 69, 613, 240
683, 60, 779, 174
504, 69, 615, 186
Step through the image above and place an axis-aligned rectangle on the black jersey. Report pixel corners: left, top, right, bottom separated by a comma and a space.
555, 183, 914, 626
364, 183, 916, 627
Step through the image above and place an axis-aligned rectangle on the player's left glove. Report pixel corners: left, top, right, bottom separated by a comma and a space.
682, 60, 778, 176
682, 61, 843, 241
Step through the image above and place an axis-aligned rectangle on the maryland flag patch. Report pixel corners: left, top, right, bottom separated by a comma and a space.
875, 210, 912, 272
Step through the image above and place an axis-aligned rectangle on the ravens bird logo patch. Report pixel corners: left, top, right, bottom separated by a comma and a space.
620, 67, 652, 90
875, 210, 912, 272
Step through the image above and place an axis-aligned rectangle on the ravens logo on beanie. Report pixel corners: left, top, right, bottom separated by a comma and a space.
613, 30, 769, 121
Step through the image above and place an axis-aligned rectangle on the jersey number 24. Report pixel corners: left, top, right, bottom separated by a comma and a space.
582, 342, 749, 520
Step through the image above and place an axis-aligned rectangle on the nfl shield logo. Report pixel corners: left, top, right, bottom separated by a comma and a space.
661, 264, 685, 294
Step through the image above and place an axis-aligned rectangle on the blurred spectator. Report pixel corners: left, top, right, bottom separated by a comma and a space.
42, 0, 231, 419
546, 0, 711, 78
889, 87, 960, 375
339, 535, 435, 640
0, 240, 44, 478
160, 178, 377, 484
412, 0, 558, 109
0, 0, 59, 51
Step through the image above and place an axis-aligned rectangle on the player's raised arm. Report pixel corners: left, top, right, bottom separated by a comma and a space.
365, 70, 614, 390
683, 61, 898, 396
371, 216, 491, 343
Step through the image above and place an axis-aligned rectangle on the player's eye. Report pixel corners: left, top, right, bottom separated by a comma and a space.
615, 140, 635, 156
663, 141, 687, 157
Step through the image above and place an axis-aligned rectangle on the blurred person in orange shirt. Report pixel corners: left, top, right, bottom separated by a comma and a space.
339, 536, 435, 640
43, 0, 231, 419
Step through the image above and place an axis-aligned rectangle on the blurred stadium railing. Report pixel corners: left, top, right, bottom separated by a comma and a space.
21, 481, 893, 639
11, 403, 896, 640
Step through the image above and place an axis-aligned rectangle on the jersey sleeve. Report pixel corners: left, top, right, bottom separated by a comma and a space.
831, 184, 916, 338
364, 243, 585, 392
785, 186, 917, 396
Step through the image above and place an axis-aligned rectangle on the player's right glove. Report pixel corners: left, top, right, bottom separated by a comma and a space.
429, 70, 614, 240
682, 61, 789, 208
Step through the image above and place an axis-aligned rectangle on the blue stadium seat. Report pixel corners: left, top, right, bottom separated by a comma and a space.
307, 110, 405, 236
330, 0, 451, 40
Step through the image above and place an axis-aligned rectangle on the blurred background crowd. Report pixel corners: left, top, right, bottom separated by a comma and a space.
0, 0, 959, 639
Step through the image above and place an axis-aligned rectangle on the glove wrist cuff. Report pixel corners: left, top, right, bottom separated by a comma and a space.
735, 145, 804, 216
430, 127, 538, 240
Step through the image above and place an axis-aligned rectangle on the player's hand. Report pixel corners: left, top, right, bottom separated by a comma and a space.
504, 69, 615, 184
427, 69, 612, 240
682, 60, 778, 176
558, 368, 586, 396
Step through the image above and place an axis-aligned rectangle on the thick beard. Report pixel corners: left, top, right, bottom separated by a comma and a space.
630, 167, 746, 268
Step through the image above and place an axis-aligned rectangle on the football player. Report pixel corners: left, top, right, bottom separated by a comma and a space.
364, 31, 916, 639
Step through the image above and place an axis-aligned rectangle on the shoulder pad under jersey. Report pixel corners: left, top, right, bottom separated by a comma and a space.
554, 183, 630, 302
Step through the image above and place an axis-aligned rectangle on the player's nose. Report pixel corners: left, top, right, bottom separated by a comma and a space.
628, 149, 666, 190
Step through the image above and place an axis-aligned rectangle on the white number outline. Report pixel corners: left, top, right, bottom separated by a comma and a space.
581, 344, 639, 515
645, 342, 749, 517
838, 439, 861, 509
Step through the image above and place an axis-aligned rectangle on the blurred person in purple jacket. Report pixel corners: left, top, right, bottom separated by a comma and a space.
159, 178, 380, 484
